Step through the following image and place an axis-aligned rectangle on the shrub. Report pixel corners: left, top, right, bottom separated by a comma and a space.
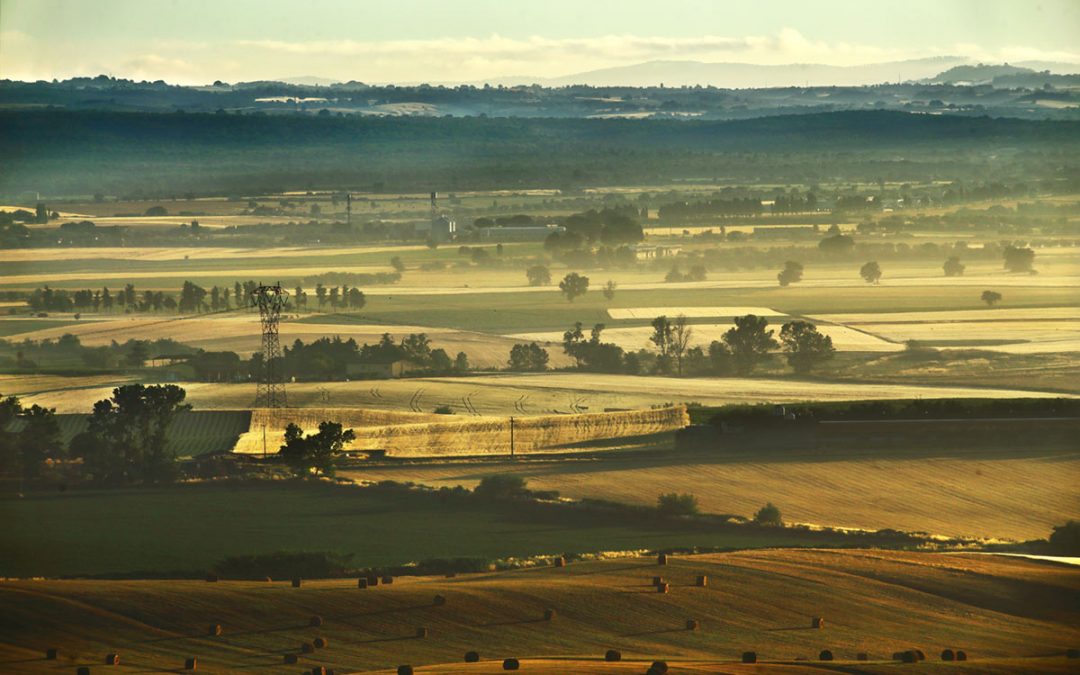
753, 502, 783, 526
657, 492, 699, 517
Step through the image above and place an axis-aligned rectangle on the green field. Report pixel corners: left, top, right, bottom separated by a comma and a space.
1, 481, 880, 578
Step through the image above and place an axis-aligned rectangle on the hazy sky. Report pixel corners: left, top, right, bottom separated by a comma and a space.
2, 0, 1078, 84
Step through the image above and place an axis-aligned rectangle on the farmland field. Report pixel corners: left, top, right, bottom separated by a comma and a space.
6, 372, 1070, 415
0, 546, 1076, 674
345, 436, 1079, 541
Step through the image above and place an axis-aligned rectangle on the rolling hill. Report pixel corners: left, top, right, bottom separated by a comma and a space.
1, 549, 1076, 673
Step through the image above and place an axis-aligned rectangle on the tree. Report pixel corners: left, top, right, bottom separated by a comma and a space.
559, 273, 589, 302
707, 341, 733, 375
722, 315, 778, 375
526, 265, 551, 287
178, 281, 208, 313
1003, 246, 1035, 273
777, 261, 803, 287
860, 261, 882, 284
981, 290, 1003, 307
0, 395, 62, 481
75, 384, 190, 484
390, 256, 406, 273
474, 474, 528, 500
753, 502, 783, 526
1048, 521, 1080, 555
657, 492, 699, 517
602, 280, 617, 300
508, 343, 549, 372
818, 234, 855, 256
779, 321, 835, 374
454, 351, 470, 372
943, 256, 965, 277
278, 421, 356, 477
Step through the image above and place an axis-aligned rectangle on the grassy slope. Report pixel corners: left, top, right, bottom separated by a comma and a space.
0, 481, 866, 578
0, 549, 1076, 673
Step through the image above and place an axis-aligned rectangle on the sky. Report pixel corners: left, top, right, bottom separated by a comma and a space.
1, 0, 1079, 84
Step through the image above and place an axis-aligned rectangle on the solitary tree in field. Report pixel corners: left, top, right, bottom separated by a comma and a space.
526, 264, 551, 287
279, 421, 356, 478
390, 256, 406, 274
603, 280, 617, 300
777, 261, 804, 287
779, 321, 835, 374
753, 502, 783, 526
860, 261, 882, 284
1002, 246, 1035, 274
723, 315, 779, 375
981, 290, 1003, 307
559, 273, 589, 302
943, 256, 965, 277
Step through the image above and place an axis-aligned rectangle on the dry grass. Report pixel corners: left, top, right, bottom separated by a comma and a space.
0, 549, 1076, 674
607, 307, 785, 319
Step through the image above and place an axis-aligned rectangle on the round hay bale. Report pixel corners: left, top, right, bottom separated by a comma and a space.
502, 657, 520, 670
554, 556, 566, 568
941, 649, 955, 661
284, 654, 299, 664
811, 616, 824, 629
184, 657, 198, 670
397, 666, 414, 675
382, 575, 394, 585
819, 649, 833, 661
900, 650, 918, 663
657, 582, 669, 594
956, 650, 967, 661
208, 624, 222, 637
686, 619, 699, 631
1067, 648, 1080, 659
313, 637, 328, 649
652, 576, 665, 586
357, 577, 368, 589
46, 648, 58, 660
657, 553, 669, 566
695, 575, 708, 587
464, 651, 480, 663
649, 661, 669, 674
367, 574, 380, 586
105, 653, 120, 666
433, 594, 446, 606
544, 607, 556, 621
310, 615, 323, 627
857, 652, 868, 661
604, 649, 621, 662
416, 626, 429, 638
204, 573, 218, 583
742, 651, 757, 664
301, 642, 315, 654
291, 578, 302, 588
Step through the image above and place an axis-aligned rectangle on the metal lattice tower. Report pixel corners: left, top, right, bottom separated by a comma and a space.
251, 283, 289, 408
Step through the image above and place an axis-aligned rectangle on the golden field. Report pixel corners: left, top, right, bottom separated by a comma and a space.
1, 549, 1076, 674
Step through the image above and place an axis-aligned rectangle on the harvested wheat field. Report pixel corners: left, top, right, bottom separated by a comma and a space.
1, 549, 1077, 674
10, 372, 1071, 415
511, 323, 904, 352
235, 406, 689, 457
347, 436, 1079, 540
